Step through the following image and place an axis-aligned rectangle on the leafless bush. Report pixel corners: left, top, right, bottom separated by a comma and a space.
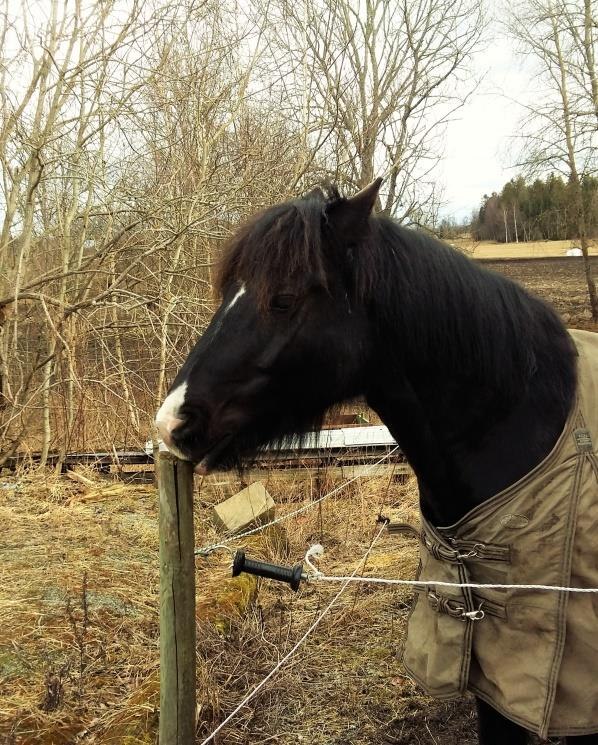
0, 0, 483, 461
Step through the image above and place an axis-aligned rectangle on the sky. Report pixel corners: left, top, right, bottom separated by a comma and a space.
3, 0, 538, 226
438, 32, 536, 222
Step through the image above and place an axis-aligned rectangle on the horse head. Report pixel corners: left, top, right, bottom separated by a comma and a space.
156, 179, 382, 472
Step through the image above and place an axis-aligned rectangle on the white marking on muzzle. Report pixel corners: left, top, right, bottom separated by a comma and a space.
156, 381, 187, 425
155, 382, 190, 460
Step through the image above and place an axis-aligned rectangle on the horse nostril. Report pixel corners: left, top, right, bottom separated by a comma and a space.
156, 416, 184, 446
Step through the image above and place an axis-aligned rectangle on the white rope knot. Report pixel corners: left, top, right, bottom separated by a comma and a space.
304, 543, 325, 576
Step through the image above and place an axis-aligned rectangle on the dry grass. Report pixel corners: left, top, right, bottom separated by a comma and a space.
0, 469, 162, 744
452, 237, 598, 259
0, 466, 480, 744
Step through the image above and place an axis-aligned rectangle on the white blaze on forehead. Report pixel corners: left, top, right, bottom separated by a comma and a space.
156, 381, 187, 425
223, 283, 246, 315
202, 283, 246, 349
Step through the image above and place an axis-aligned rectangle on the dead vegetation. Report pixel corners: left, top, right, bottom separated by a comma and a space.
0, 0, 484, 469
454, 238, 598, 259
0, 467, 480, 744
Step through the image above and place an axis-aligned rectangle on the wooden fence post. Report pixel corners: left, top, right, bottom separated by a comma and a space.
159, 453, 196, 744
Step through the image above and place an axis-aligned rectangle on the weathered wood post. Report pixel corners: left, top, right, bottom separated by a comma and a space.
159, 453, 196, 744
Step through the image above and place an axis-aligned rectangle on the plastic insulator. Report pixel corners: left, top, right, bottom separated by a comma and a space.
232, 549, 304, 592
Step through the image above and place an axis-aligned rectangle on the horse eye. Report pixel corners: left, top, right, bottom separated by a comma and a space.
270, 294, 295, 312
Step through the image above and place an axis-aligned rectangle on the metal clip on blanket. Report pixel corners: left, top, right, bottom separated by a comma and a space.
232, 549, 306, 592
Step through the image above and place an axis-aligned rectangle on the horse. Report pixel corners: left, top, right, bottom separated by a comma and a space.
156, 180, 598, 745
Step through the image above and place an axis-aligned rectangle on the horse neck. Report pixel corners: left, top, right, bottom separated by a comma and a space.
363, 236, 577, 526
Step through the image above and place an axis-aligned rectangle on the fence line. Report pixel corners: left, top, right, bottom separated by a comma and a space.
195, 446, 401, 556
195, 443, 598, 745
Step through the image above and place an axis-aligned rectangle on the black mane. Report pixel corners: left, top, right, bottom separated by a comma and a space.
169, 180, 579, 528
216, 187, 337, 307
370, 219, 574, 401
217, 185, 574, 404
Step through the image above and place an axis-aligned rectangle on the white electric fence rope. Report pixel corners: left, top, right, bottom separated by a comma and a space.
305, 574, 598, 594
303, 544, 598, 593
198, 523, 388, 745
195, 445, 401, 556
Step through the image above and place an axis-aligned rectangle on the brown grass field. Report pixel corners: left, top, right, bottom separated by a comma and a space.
2, 244, 597, 744
454, 237, 598, 259
2, 469, 481, 745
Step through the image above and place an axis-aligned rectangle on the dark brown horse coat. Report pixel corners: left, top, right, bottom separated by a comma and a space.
403, 329, 598, 739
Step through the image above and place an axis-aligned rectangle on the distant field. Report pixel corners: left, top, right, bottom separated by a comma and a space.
478, 255, 598, 329
451, 238, 598, 259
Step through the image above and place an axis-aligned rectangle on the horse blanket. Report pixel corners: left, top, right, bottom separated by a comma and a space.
402, 329, 598, 739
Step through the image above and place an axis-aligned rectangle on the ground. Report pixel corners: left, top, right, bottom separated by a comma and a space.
2, 245, 597, 744
2, 470, 463, 745
480, 255, 598, 329
0, 463, 561, 745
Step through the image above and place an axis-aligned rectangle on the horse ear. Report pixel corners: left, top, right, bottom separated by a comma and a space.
325, 178, 383, 240
348, 178, 383, 213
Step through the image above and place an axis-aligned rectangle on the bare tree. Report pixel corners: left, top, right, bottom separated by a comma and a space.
508, 0, 598, 321
260, 0, 484, 221
0, 0, 491, 462
0, 0, 189, 463
0, 0, 325, 462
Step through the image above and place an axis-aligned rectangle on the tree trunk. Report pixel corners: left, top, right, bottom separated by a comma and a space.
552, 10, 598, 321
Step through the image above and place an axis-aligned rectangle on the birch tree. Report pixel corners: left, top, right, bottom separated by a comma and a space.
508, 0, 598, 321
261, 0, 484, 221
0, 0, 321, 462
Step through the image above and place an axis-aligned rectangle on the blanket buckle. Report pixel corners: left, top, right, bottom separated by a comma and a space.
427, 591, 485, 622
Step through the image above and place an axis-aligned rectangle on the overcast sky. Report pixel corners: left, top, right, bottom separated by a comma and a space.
438, 30, 535, 222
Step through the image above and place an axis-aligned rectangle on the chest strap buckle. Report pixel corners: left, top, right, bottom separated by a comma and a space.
423, 534, 471, 562
427, 591, 485, 622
